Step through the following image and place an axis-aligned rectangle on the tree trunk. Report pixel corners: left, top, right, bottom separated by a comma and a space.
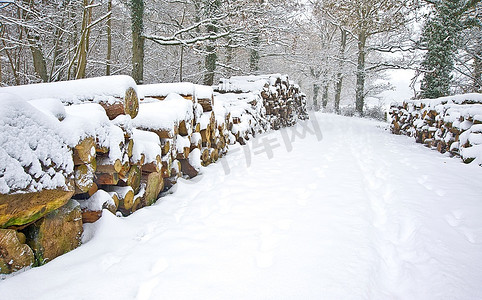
203, 0, 220, 86
106, 0, 112, 76
22, 0, 48, 82
204, 37, 216, 85
312, 83, 320, 111
75, 0, 93, 80
473, 34, 481, 93
321, 84, 329, 108
355, 32, 367, 116
131, 0, 144, 84
250, 34, 260, 73
334, 28, 347, 114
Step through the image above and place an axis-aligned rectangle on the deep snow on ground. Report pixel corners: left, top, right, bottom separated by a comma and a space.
2, 113, 482, 300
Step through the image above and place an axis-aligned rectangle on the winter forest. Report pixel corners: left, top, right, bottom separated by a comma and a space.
1, 0, 480, 114
1, 1, 482, 299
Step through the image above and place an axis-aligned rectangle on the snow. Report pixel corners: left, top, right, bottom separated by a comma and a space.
138, 83, 213, 102
131, 129, 162, 165
0, 93, 73, 194
0, 75, 138, 105
79, 190, 115, 212
133, 93, 193, 132
217, 74, 285, 93
139, 83, 195, 98
1, 113, 482, 299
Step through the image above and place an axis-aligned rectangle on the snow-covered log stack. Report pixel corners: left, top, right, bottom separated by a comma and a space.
389, 93, 482, 165
0, 74, 308, 275
138, 83, 228, 171
215, 74, 309, 134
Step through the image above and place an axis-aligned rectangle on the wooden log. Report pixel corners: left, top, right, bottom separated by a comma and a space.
161, 139, 172, 156
25, 199, 82, 266
94, 172, 119, 185
105, 186, 134, 213
118, 161, 131, 179
99, 87, 139, 120
73, 137, 96, 165
126, 138, 134, 158
171, 160, 182, 178
0, 189, 74, 228
120, 165, 141, 194
0, 229, 35, 274
198, 96, 213, 112
161, 157, 172, 178
88, 182, 98, 197
179, 120, 192, 136
210, 148, 219, 162
74, 163, 95, 194
201, 129, 211, 147
201, 147, 210, 166
176, 146, 191, 160
141, 172, 164, 207
179, 159, 198, 178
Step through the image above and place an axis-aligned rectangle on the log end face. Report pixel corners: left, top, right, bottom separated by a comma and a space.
125, 87, 139, 119
0, 229, 35, 274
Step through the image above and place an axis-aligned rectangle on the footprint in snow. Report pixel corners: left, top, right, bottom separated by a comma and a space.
101, 254, 122, 272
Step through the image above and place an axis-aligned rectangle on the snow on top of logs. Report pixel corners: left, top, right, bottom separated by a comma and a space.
133, 93, 194, 131
138, 82, 213, 101
0, 75, 139, 105
0, 93, 74, 194
216, 74, 289, 93
391, 93, 482, 107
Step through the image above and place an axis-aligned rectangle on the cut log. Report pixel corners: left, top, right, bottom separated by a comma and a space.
161, 157, 172, 178
79, 190, 117, 223
143, 161, 162, 173
121, 165, 141, 194
141, 172, 164, 207
73, 137, 96, 165
198, 96, 213, 112
179, 120, 192, 136
96, 157, 123, 173
118, 161, 131, 179
126, 138, 134, 158
179, 159, 198, 178
25, 199, 83, 266
94, 172, 119, 185
0, 229, 35, 274
0, 189, 74, 228
161, 139, 172, 156
88, 182, 98, 197
99, 87, 139, 120
105, 186, 134, 213
74, 163, 95, 194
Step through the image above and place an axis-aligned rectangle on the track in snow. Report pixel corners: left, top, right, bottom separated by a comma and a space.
2, 113, 482, 300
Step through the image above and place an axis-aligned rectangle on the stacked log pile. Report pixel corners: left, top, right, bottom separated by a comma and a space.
215, 74, 309, 132
389, 93, 482, 165
0, 74, 308, 275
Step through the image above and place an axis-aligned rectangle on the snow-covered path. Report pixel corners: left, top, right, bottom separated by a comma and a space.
2, 113, 482, 299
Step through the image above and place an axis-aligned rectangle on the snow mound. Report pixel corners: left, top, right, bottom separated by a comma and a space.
0, 93, 73, 194
0, 75, 138, 105
133, 93, 194, 131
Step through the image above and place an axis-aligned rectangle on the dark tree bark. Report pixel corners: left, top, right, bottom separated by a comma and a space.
106, 0, 112, 76
334, 28, 347, 114
355, 32, 367, 116
131, 0, 144, 84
